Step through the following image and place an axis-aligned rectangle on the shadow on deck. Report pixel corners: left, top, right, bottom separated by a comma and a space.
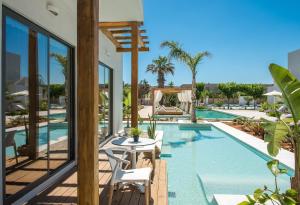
29, 154, 168, 205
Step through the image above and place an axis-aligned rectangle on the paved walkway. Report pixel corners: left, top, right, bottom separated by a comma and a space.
139, 105, 153, 118
214, 109, 277, 121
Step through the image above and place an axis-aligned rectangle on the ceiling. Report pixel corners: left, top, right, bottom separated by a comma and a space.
99, 0, 144, 22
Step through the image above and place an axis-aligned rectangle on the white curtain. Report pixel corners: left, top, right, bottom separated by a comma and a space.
154, 90, 163, 112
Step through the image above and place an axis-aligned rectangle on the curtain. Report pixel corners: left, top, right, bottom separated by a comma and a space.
154, 90, 163, 112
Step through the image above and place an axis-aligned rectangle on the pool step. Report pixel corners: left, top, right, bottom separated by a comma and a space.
160, 153, 172, 158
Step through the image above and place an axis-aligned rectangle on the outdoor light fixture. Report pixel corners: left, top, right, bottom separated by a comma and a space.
47, 3, 59, 16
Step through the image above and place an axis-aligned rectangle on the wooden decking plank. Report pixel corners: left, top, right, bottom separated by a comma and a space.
29, 153, 168, 205
157, 160, 168, 205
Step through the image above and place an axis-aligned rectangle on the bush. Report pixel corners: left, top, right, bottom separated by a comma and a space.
195, 105, 210, 110
215, 101, 224, 107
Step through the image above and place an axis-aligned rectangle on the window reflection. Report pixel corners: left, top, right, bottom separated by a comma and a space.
2, 11, 73, 202
98, 63, 112, 141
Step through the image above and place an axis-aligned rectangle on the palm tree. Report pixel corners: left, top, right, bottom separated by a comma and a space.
146, 56, 175, 88
161, 41, 210, 122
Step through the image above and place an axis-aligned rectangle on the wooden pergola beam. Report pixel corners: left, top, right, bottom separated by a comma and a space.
116, 47, 149, 52
99, 21, 142, 28
115, 36, 148, 40
77, 0, 99, 204
100, 28, 121, 48
131, 22, 139, 128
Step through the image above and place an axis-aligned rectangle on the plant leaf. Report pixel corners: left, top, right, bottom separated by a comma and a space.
263, 121, 289, 156
269, 64, 300, 123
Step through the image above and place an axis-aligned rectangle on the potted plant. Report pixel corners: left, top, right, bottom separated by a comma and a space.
130, 127, 142, 142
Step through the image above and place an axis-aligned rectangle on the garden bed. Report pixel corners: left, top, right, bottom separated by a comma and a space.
224, 121, 294, 153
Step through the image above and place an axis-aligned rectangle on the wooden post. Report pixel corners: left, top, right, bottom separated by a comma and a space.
28, 30, 38, 160
77, 0, 99, 204
131, 22, 139, 128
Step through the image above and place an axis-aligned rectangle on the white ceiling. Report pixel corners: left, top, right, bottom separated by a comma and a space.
99, 0, 144, 22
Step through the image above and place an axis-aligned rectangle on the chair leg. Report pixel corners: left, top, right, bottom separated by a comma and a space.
145, 181, 150, 205
152, 150, 156, 170
108, 184, 114, 205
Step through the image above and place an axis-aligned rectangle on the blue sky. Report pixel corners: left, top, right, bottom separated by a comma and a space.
123, 0, 300, 86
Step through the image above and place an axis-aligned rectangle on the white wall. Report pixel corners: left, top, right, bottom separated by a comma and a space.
288, 49, 300, 80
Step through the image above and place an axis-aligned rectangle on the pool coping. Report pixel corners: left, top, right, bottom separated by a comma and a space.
209, 121, 294, 170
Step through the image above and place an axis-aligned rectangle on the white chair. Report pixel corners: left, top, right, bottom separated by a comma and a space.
103, 148, 152, 205
136, 131, 164, 170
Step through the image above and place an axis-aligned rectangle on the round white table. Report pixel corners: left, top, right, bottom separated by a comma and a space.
111, 137, 156, 168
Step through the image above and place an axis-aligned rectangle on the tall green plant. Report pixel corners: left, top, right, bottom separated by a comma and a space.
218, 82, 238, 109
264, 64, 300, 199
147, 114, 157, 139
123, 91, 131, 128
161, 41, 210, 122
244, 84, 265, 110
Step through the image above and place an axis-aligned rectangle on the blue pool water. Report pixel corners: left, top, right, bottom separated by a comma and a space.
6, 124, 68, 157
196, 109, 238, 120
139, 123, 293, 205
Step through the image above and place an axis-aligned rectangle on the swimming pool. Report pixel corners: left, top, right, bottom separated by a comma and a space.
6, 123, 68, 157
139, 123, 293, 205
196, 109, 238, 120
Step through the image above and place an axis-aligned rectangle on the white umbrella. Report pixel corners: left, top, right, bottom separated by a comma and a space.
263, 90, 282, 104
263, 90, 282, 96
10, 90, 29, 96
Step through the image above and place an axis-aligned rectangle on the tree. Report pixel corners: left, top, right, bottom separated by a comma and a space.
218, 82, 238, 109
244, 84, 265, 109
195, 82, 205, 100
168, 81, 174, 87
264, 64, 300, 200
146, 56, 175, 88
138, 79, 150, 104
161, 41, 210, 122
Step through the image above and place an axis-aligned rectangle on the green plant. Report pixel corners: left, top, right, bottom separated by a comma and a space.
130, 127, 142, 136
218, 82, 238, 109
40, 100, 48, 111
238, 160, 298, 205
260, 102, 271, 112
147, 114, 157, 139
195, 105, 210, 110
243, 96, 253, 106
195, 82, 205, 100
161, 41, 211, 122
146, 56, 175, 88
263, 64, 300, 199
123, 91, 131, 128
215, 101, 224, 107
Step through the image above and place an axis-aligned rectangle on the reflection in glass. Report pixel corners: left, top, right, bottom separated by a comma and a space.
98, 64, 112, 142
2, 13, 73, 202
49, 38, 70, 170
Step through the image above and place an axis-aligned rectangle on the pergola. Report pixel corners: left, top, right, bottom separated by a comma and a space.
77, 2, 149, 203
99, 21, 149, 127
151, 87, 192, 114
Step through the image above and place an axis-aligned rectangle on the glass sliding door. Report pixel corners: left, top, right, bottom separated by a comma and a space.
98, 63, 113, 142
49, 38, 70, 171
2, 8, 74, 203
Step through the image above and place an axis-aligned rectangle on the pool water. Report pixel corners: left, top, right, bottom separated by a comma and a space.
6, 124, 68, 157
196, 109, 237, 120
139, 123, 293, 205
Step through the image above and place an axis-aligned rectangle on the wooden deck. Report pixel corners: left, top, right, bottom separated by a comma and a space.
29, 154, 168, 205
